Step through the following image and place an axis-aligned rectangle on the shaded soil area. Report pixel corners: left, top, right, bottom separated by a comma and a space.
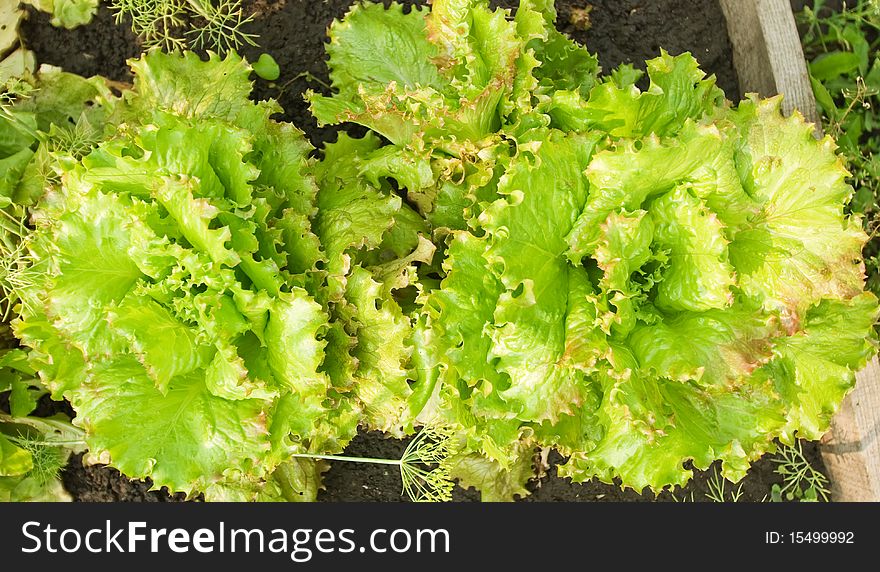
11, 0, 817, 503
20, 5, 140, 80
316, 431, 825, 502
60, 454, 190, 502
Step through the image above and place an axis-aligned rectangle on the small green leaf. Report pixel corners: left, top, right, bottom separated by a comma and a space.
809, 75, 838, 118
770, 484, 783, 502
810, 51, 860, 82
0, 433, 32, 477
9, 379, 39, 417
253, 53, 280, 81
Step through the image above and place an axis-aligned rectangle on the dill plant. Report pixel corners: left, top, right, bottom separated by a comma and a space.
0, 208, 35, 322
770, 442, 831, 502
292, 426, 457, 503
110, 0, 257, 53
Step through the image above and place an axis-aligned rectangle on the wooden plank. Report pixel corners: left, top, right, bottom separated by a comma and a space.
720, 0, 820, 126
821, 358, 880, 501
723, 0, 880, 501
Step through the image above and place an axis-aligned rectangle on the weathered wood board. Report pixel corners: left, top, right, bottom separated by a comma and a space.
720, 0, 820, 124
822, 361, 880, 501
721, 0, 880, 501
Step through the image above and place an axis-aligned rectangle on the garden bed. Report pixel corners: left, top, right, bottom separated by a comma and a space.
10, 0, 832, 503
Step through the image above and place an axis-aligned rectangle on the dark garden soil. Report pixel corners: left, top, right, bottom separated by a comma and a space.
11, 0, 828, 502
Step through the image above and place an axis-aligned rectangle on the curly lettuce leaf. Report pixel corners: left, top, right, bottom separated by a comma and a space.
769, 293, 879, 441
309, 1, 447, 144
728, 96, 868, 325
515, 0, 599, 99
342, 266, 414, 436
265, 290, 333, 434
39, 189, 145, 357
308, 0, 594, 149
448, 441, 535, 501
558, 360, 786, 490
313, 133, 401, 301
419, 232, 505, 391
130, 50, 255, 122
650, 186, 736, 312
11, 51, 352, 499
76, 356, 271, 496
558, 50, 724, 138
566, 121, 750, 264
475, 132, 601, 423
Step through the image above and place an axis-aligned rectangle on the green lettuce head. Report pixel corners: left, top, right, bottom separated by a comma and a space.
315, 0, 878, 497
11, 50, 363, 501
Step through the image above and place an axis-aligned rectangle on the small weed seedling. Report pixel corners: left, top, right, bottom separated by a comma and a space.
704, 468, 745, 502
769, 442, 831, 502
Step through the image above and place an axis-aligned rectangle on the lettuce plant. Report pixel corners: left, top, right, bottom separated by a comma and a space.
3, 0, 876, 502
311, 0, 879, 498
0, 349, 83, 502
20, 1, 98, 30
7, 49, 439, 500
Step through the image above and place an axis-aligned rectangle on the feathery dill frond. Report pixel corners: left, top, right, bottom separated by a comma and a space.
45, 116, 102, 160
398, 425, 455, 503
290, 425, 457, 503
10, 435, 67, 485
0, 208, 36, 322
110, 0, 257, 53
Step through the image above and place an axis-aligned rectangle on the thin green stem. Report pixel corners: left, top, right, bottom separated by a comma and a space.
290, 453, 402, 466
8, 439, 87, 448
